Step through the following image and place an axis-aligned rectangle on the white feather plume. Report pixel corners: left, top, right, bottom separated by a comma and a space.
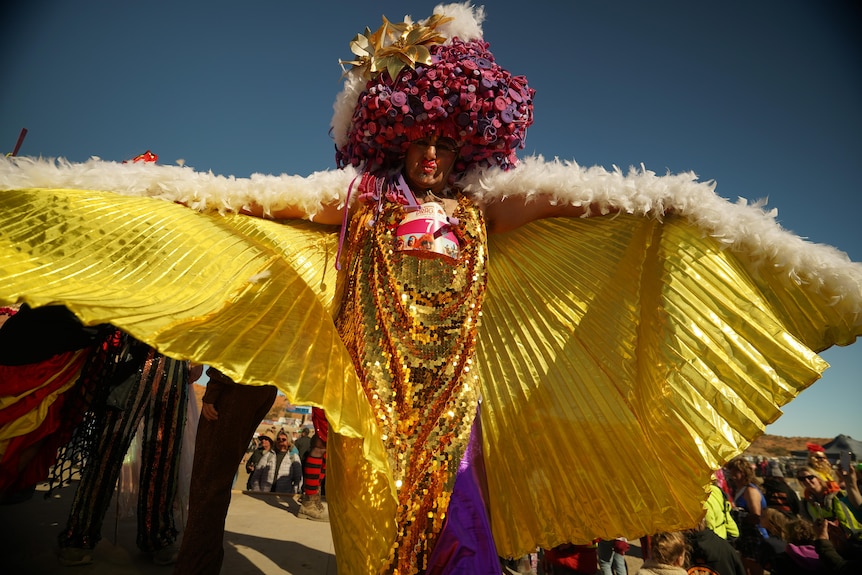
433, 3, 485, 42
0, 155, 355, 220
331, 72, 366, 151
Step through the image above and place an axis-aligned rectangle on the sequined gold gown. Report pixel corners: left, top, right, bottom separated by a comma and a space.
1, 184, 859, 575
335, 195, 487, 572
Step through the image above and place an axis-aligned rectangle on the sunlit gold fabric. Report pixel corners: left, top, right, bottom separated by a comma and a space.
0, 188, 385, 464
479, 216, 833, 555
1, 188, 855, 571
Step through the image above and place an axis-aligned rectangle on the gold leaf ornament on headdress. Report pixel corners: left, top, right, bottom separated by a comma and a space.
340, 14, 453, 82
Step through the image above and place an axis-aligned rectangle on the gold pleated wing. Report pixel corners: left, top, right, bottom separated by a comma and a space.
0, 187, 389, 473
0, 187, 399, 575
478, 214, 857, 557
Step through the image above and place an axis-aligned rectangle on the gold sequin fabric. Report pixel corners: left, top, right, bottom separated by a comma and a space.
335, 194, 487, 574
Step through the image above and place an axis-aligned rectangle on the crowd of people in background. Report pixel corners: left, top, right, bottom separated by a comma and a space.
509, 445, 862, 575
242, 426, 307, 494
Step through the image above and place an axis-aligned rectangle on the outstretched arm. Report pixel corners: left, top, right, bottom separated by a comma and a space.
240, 201, 345, 225
482, 194, 618, 234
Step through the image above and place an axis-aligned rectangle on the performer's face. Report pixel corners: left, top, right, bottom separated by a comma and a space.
404, 135, 459, 195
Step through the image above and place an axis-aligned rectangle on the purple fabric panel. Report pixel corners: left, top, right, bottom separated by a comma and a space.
425, 407, 500, 574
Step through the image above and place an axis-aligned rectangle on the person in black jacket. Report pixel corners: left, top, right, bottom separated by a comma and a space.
686, 519, 746, 575
244, 434, 272, 490
762, 461, 801, 518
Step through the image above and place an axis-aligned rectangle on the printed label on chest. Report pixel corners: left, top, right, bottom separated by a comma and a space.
395, 202, 460, 262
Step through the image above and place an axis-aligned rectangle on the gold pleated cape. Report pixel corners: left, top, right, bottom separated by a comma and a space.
1, 184, 859, 572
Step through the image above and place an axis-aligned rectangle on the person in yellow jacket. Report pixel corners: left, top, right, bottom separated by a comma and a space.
704, 483, 740, 540
797, 466, 862, 545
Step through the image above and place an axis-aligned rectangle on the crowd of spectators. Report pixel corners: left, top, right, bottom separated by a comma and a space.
3, 304, 858, 573
513, 447, 862, 575
242, 425, 310, 495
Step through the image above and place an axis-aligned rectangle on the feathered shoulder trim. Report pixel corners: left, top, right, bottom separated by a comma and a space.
0, 155, 356, 220
1, 154, 861, 320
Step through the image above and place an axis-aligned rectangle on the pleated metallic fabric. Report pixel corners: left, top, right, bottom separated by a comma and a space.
1, 188, 855, 572
479, 215, 834, 555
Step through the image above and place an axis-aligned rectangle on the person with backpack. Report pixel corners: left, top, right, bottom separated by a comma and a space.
704, 482, 741, 541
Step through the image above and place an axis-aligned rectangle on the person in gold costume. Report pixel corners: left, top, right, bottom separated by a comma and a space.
240, 16, 607, 572
2, 5, 862, 575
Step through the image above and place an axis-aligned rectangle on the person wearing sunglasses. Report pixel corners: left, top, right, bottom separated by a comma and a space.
806, 444, 839, 488
797, 466, 862, 551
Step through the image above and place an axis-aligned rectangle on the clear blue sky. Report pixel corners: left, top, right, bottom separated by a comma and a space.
2, 1, 859, 439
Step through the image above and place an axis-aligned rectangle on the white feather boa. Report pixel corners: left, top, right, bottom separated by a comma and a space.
0, 155, 355, 219
1, 154, 861, 322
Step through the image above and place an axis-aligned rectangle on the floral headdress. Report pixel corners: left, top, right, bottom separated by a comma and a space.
332, 3, 534, 176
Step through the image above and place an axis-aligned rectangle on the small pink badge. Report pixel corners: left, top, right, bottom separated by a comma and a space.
395, 202, 460, 263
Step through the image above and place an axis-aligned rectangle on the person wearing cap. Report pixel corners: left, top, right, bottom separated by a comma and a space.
762, 459, 800, 519
273, 432, 303, 495
806, 443, 839, 488
250, 430, 301, 493
245, 433, 273, 490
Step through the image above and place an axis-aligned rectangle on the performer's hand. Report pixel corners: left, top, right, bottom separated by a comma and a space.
202, 401, 219, 421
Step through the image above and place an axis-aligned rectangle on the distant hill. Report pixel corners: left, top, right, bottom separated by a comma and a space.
192, 383, 206, 410
742, 434, 831, 458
